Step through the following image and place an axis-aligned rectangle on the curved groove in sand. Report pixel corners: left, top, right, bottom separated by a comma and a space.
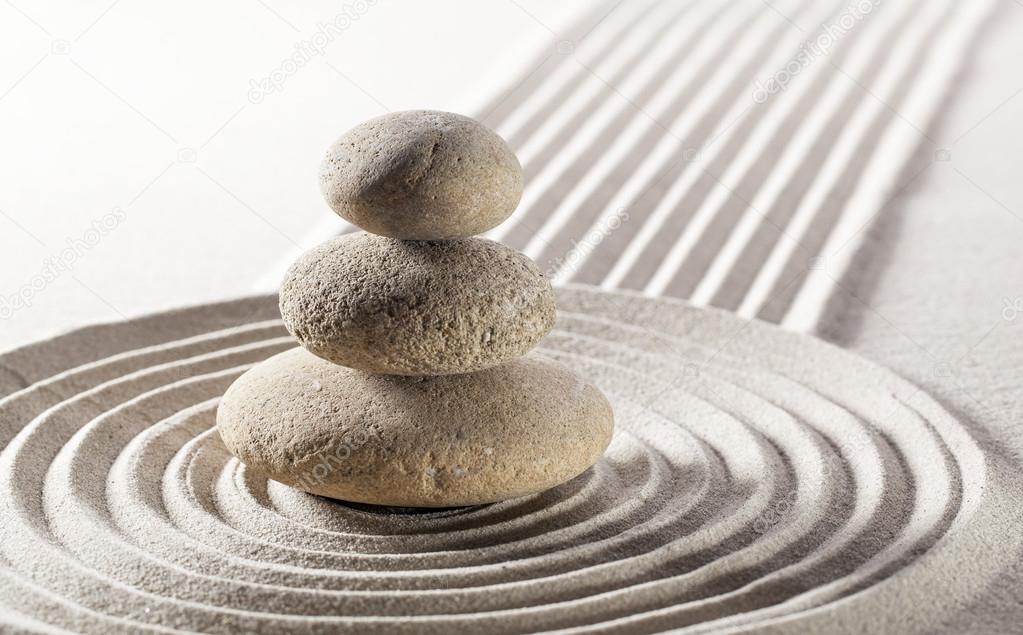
0, 287, 998, 633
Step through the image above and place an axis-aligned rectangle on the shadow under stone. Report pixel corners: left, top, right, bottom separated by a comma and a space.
324, 497, 491, 518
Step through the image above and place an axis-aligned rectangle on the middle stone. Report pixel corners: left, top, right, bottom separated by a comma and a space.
279, 232, 557, 375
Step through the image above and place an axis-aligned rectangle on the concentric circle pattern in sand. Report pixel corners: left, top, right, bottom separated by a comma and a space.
0, 286, 992, 633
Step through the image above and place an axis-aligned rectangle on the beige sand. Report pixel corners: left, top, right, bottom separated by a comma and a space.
0, 285, 1008, 633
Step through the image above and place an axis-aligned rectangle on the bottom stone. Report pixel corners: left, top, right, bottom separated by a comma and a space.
216, 347, 614, 507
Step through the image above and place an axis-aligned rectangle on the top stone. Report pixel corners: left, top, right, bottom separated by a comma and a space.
319, 111, 523, 240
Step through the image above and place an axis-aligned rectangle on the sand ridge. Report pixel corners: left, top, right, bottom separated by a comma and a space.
0, 286, 1002, 633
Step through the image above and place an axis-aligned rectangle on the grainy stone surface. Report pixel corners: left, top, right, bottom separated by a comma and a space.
216, 347, 614, 507
319, 110, 523, 239
279, 233, 556, 375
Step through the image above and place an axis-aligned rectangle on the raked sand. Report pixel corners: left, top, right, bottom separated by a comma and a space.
0, 285, 1012, 633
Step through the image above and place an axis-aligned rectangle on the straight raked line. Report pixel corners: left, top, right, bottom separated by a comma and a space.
682, 0, 906, 308
560, 0, 822, 286
780, 0, 997, 331
507, 0, 769, 259
738, 0, 950, 323
486, 0, 733, 247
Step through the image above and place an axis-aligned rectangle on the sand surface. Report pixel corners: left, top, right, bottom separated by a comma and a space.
810, 3, 1023, 630
0, 285, 1012, 633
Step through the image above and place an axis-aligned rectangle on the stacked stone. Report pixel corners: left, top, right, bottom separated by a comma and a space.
217, 111, 613, 508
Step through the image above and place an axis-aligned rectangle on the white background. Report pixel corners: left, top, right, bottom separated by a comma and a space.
0, 0, 586, 350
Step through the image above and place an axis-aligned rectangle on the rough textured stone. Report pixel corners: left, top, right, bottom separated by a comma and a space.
217, 347, 614, 507
279, 233, 556, 375
319, 110, 522, 239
